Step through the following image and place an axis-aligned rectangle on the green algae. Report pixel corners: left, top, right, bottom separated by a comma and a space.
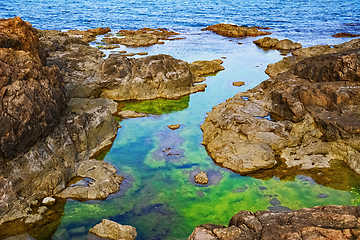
119, 96, 190, 115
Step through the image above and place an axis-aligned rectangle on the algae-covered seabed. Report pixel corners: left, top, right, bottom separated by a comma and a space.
54, 32, 360, 240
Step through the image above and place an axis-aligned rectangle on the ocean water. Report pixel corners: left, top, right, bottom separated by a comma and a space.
1, 1, 360, 240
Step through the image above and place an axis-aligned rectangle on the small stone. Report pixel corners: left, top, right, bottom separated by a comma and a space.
42, 197, 56, 206
137, 52, 148, 55
195, 171, 209, 185
118, 110, 149, 119
89, 219, 137, 240
196, 190, 205, 197
37, 206, 47, 214
317, 193, 329, 198
269, 198, 281, 206
232, 81, 245, 87
168, 124, 180, 130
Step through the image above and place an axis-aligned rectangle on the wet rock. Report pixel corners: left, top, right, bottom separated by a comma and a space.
53, 228, 70, 240
0, 17, 67, 161
203, 24, 271, 38
118, 110, 149, 118
56, 159, 124, 200
102, 28, 180, 47
190, 205, 360, 240
66, 27, 111, 43
168, 124, 181, 130
253, 37, 302, 50
194, 172, 209, 185
41, 197, 55, 206
89, 219, 137, 240
232, 81, 245, 87
332, 32, 360, 38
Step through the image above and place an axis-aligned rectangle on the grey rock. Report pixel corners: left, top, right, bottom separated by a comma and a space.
89, 219, 137, 240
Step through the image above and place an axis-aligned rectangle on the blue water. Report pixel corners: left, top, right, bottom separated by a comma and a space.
1, 1, 360, 240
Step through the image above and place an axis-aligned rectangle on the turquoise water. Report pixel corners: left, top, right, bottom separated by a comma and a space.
2, 1, 360, 239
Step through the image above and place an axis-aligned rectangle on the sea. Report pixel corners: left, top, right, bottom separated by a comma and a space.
1, 0, 360, 239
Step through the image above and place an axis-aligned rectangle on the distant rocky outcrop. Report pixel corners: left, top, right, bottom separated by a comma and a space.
203, 24, 271, 38
189, 205, 360, 240
102, 28, 182, 47
332, 32, 360, 38
253, 37, 302, 50
66, 27, 111, 43
201, 39, 360, 175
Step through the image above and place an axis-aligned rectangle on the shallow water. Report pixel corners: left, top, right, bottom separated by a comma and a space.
2, 0, 360, 239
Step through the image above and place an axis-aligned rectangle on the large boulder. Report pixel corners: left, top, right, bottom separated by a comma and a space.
201, 42, 360, 175
0, 17, 67, 161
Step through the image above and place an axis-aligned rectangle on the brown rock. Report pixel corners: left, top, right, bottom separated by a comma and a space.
89, 219, 137, 240
66, 27, 111, 43
203, 24, 271, 38
332, 32, 360, 38
189, 59, 225, 77
232, 81, 245, 87
194, 172, 209, 185
168, 124, 181, 130
118, 110, 149, 118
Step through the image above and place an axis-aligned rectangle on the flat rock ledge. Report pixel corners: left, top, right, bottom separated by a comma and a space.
89, 219, 137, 240
253, 37, 302, 51
203, 24, 271, 38
188, 205, 360, 240
201, 39, 360, 175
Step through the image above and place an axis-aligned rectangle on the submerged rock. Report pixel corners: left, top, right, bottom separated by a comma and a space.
89, 219, 137, 240
253, 37, 302, 50
203, 23, 271, 38
189, 205, 360, 240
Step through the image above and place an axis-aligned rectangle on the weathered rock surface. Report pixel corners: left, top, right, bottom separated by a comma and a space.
194, 172, 209, 185
102, 28, 181, 47
203, 24, 271, 38
40, 30, 206, 100
254, 37, 302, 50
265, 38, 360, 77
89, 219, 137, 240
0, 17, 67, 161
188, 205, 360, 240
0, 98, 119, 224
201, 40, 360, 175
168, 124, 181, 130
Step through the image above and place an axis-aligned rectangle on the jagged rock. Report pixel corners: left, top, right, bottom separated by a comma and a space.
189, 205, 360, 240
102, 28, 180, 47
194, 172, 209, 185
0, 17, 67, 161
203, 24, 271, 38
89, 219, 137, 240
253, 37, 302, 50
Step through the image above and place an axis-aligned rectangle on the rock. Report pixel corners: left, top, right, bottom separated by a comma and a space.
66, 27, 111, 43
66, 98, 118, 115
89, 219, 137, 240
0, 17, 67, 161
189, 205, 360, 240
122, 52, 136, 57
118, 110, 149, 119
57, 160, 124, 200
137, 52, 148, 55
232, 81, 245, 87
203, 24, 271, 38
41, 197, 56, 207
53, 228, 70, 240
168, 124, 181, 130
189, 59, 225, 77
3, 234, 36, 240
97, 44, 119, 50
332, 32, 360, 38
102, 28, 180, 47
194, 172, 209, 185
68, 226, 86, 235
254, 37, 302, 50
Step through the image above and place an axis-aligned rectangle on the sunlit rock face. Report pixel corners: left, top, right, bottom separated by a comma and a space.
201, 39, 360, 175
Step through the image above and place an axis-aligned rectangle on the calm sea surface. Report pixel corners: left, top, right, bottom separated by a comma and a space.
1, 1, 360, 239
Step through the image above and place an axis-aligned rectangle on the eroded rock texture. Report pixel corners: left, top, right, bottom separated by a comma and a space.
0, 17, 67, 161
189, 205, 360, 240
201, 41, 360, 175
